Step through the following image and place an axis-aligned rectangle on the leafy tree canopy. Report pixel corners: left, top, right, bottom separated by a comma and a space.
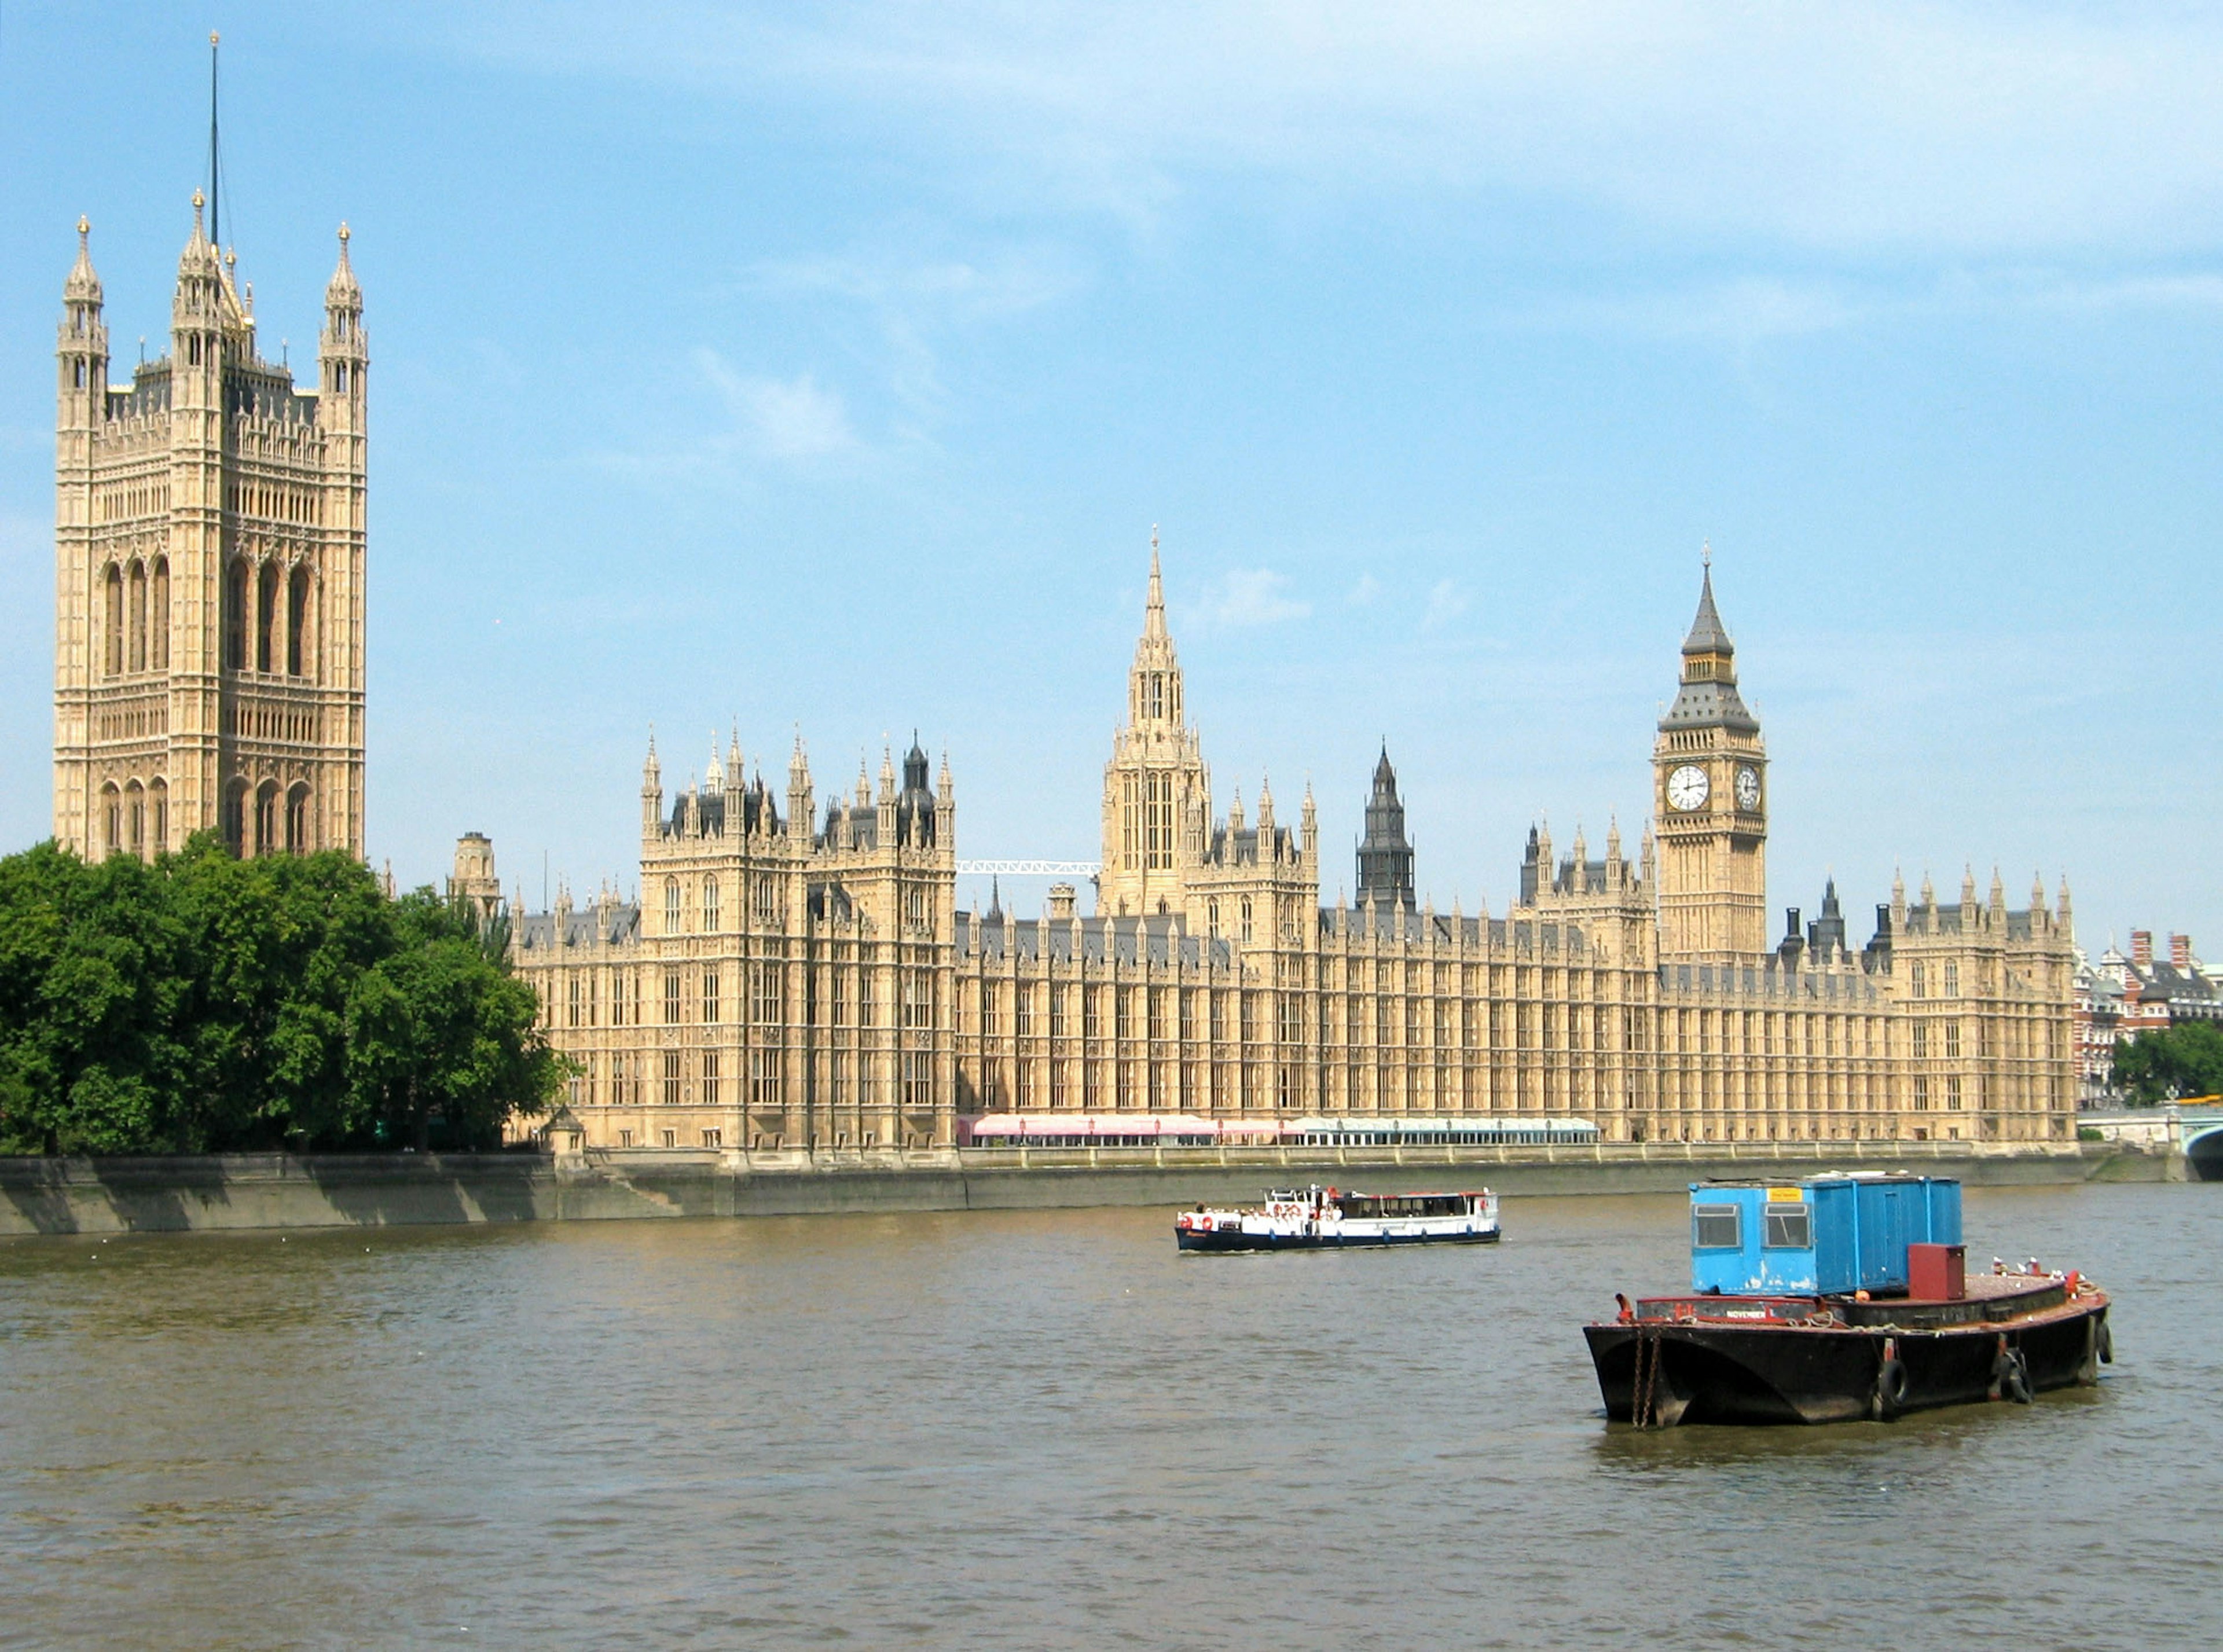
0, 835, 564, 1155
2112, 1020, 2223, 1107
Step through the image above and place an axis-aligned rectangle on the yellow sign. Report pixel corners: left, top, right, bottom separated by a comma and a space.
1766, 1186, 1806, 1202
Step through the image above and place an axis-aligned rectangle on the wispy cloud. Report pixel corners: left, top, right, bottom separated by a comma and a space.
1421, 578, 1468, 632
1206, 568, 1311, 628
699, 356, 857, 461
438, 2, 2223, 258
1347, 572, 1381, 607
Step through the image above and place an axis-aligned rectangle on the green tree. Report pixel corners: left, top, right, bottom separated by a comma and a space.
0, 835, 565, 1155
2112, 1020, 2223, 1105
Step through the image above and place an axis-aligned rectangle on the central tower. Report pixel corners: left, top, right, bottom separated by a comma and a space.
1098, 531, 1209, 917
1653, 557, 1767, 961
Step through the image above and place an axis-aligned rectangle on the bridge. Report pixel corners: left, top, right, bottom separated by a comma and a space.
954, 860, 1098, 878
2079, 1103, 2223, 1180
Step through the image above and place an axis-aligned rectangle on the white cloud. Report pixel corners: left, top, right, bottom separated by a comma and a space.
440, 2, 2223, 258
1207, 568, 1311, 627
1348, 572, 1381, 606
698, 355, 857, 461
1421, 578, 1468, 632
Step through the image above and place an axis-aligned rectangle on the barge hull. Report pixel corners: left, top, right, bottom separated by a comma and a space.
1584, 1298, 2108, 1426
1176, 1228, 1501, 1253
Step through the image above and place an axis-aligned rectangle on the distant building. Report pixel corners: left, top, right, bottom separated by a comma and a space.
2074, 930, 2218, 1103
501, 546, 2078, 1154
52, 199, 368, 860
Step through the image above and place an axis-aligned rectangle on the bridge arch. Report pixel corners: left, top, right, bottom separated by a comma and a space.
2184, 1120, 2223, 1183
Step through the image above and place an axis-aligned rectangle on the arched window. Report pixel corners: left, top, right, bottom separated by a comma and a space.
101, 783, 122, 857
665, 878, 682, 934
126, 781, 145, 856
1207, 898, 1220, 936
222, 780, 247, 855
1240, 896, 1254, 944
255, 782, 279, 858
702, 877, 721, 933
103, 566, 123, 676
152, 559, 170, 670
223, 561, 248, 670
256, 564, 278, 673
150, 778, 168, 856
127, 562, 147, 672
286, 784, 311, 853
287, 566, 311, 676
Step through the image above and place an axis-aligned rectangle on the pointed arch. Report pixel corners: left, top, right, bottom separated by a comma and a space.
287, 564, 311, 677
127, 560, 147, 672
256, 563, 278, 673
126, 780, 145, 856
102, 564, 123, 676
149, 777, 168, 856
254, 780, 279, 858
152, 557, 170, 670
285, 783, 312, 853
223, 560, 248, 670
100, 782, 122, 857
222, 778, 247, 855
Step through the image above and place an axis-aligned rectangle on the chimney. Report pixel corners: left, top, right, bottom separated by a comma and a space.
1047, 883, 1077, 921
2132, 930, 2153, 969
2171, 933, 2192, 970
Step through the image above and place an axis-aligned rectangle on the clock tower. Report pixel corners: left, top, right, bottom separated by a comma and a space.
1653, 557, 1767, 961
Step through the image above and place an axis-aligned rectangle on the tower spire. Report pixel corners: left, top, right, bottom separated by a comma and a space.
207, 32, 221, 249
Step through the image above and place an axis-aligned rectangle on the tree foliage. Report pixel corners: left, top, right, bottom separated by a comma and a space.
0, 835, 564, 1155
2112, 1020, 2223, 1106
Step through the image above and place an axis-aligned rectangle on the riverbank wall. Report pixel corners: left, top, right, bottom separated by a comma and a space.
0, 1137, 2176, 1237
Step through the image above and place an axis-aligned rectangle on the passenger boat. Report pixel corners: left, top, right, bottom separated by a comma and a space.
1583, 1174, 2112, 1426
1175, 1185, 1499, 1251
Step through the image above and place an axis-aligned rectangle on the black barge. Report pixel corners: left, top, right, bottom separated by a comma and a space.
1584, 1174, 2112, 1426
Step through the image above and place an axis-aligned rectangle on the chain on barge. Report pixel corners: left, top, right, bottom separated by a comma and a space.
1176, 1186, 1500, 1252
1584, 1174, 2112, 1426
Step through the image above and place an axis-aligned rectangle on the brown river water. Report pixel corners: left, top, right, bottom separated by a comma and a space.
2, 1183, 2218, 1650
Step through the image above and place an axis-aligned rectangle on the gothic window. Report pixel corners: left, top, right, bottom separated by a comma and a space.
256, 564, 278, 672
222, 781, 246, 854
1014, 985, 1033, 1036
665, 878, 681, 934
832, 971, 848, 1027
1943, 961, 1960, 997
1945, 1023, 1961, 1059
702, 967, 721, 1024
754, 879, 777, 924
1913, 1023, 1929, 1059
127, 562, 147, 671
1084, 987, 1102, 1040
1207, 898, 1220, 936
753, 965, 780, 1026
1909, 961, 1925, 999
287, 566, 311, 676
982, 986, 1000, 1037
150, 779, 167, 854
103, 566, 123, 676
100, 784, 121, 857
252, 782, 278, 857
1240, 896, 1253, 944
1115, 988, 1132, 1040
152, 560, 170, 670
906, 887, 926, 927
568, 977, 582, 1028
701, 877, 721, 933
217, 561, 244, 670
1947, 1075, 1963, 1109
285, 784, 310, 853
1050, 986, 1068, 1038
663, 970, 681, 1025
662, 1049, 681, 1107
1144, 772, 1173, 870
702, 1052, 721, 1108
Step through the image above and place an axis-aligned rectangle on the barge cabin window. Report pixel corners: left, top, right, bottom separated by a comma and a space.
1763, 1204, 1813, 1249
1693, 1203, 1743, 1249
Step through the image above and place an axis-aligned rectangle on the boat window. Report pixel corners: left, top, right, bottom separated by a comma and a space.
1693, 1204, 1743, 1249
1763, 1206, 1812, 1249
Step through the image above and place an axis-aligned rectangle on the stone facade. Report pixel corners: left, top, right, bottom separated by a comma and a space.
506, 547, 2078, 1152
52, 198, 367, 860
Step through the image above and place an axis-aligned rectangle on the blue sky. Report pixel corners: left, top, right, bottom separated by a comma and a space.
2, 2, 2218, 955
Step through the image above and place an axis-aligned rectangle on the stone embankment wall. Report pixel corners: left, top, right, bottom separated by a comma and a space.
0, 1139, 2171, 1237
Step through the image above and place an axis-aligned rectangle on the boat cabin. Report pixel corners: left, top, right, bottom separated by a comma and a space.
1688, 1174, 1962, 1297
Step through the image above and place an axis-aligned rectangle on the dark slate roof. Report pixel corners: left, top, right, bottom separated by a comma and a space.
1659, 676, 1759, 733
1683, 567, 1732, 654
515, 902, 640, 952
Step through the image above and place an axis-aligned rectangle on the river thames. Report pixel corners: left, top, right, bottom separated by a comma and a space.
2, 1182, 2216, 1650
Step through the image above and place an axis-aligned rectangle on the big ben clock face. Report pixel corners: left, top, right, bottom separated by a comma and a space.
1666, 764, 1709, 812
1735, 766, 1761, 809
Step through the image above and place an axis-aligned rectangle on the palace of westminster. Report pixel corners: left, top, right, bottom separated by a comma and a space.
48, 197, 2078, 1155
